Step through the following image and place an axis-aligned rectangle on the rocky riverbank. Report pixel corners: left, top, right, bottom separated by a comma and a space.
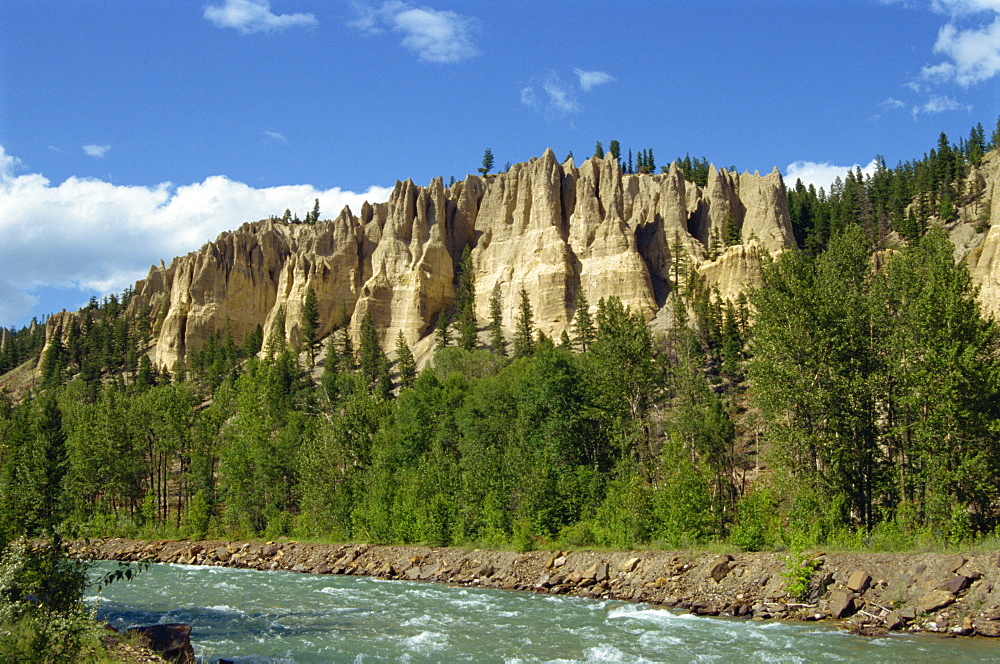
73, 538, 1000, 638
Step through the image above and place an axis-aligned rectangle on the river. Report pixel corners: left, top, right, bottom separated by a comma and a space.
88, 561, 999, 663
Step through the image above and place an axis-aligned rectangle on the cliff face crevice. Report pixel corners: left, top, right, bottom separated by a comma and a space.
43, 152, 800, 370
967, 152, 1000, 311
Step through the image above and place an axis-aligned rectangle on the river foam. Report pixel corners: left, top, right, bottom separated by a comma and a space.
91, 562, 1000, 663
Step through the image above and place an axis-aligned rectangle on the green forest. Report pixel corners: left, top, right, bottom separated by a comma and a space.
3, 119, 1000, 561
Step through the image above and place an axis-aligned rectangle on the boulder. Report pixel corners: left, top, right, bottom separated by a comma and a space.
619, 557, 640, 573
846, 570, 871, 593
975, 620, 1000, 637
828, 589, 856, 619
884, 611, 905, 631
709, 555, 734, 583
943, 575, 971, 594
690, 599, 719, 616
419, 563, 441, 580
127, 623, 195, 663
916, 589, 956, 614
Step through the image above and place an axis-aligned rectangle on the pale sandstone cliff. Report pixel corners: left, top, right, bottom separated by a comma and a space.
967, 151, 1000, 311
42, 152, 798, 370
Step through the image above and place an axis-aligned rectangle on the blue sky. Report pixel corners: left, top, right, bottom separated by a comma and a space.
2, 0, 1000, 328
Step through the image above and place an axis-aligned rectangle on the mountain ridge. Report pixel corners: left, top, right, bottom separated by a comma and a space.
25, 145, 1000, 375
101, 150, 794, 371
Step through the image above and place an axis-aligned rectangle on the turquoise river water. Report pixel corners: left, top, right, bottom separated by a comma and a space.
88, 561, 1000, 663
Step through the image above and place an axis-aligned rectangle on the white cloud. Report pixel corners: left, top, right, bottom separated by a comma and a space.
784, 158, 880, 193
0, 144, 392, 326
83, 144, 111, 158
521, 73, 580, 118
263, 130, 287, 142
930, 1, 1000, 15
352, 2, 479, 63
871, 97, 908, 121
541, 76, 580, 114
912, 94, 972, 117
1, 147, 21, 174
573, 68, 615, 92
930, 16, 1000, 86
204, 0, 317, 35
912, 1, 1000, 87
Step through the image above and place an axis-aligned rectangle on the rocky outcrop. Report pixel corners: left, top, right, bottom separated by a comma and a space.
39, 152, 796, 369
73, 538, 1000, 638
967, 151, 1000, 313
125, 624, 195, 663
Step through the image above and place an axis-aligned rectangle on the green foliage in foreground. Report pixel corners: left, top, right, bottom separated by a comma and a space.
782, 551, 822, 602
0, 537, 116, 663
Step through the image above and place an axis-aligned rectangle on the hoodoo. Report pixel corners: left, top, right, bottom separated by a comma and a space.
67, 151, 795, 370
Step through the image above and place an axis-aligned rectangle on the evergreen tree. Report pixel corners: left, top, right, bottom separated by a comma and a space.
435, 309, 452, 350
266, 307, 286, 357
478, 148, 495, 175
609, 139, 621, 165
321, 335, 342, 404
589, 296, 657, 466
594, 141, 605, 159
513, 287, 535, 358
376, 358, 393, 401
455, 246, 478, 351
301, 287, 320, 367
135, 354, 156, 391
335, 306, 354, 370
969, 123, 986, 166
723, 213, 741, 246
669, 232, 689, 291
571, 289, 595, 352
358, 310, 387, 394
243, 324, 264, 357
395, 331, 417, 390
309, 198, 320, 224
488, 283, 506, 356
19, 394, 69, 533
40, 335, 66, 386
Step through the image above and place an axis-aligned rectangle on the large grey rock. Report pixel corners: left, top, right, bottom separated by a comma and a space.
916, 589, 956, 614
976, 620, 1000, 637
127, 623, 195, 663
943, 575, 971, 594
846, 570, 871, 593
709, 555, 734, 583
828, 589, 856, 619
